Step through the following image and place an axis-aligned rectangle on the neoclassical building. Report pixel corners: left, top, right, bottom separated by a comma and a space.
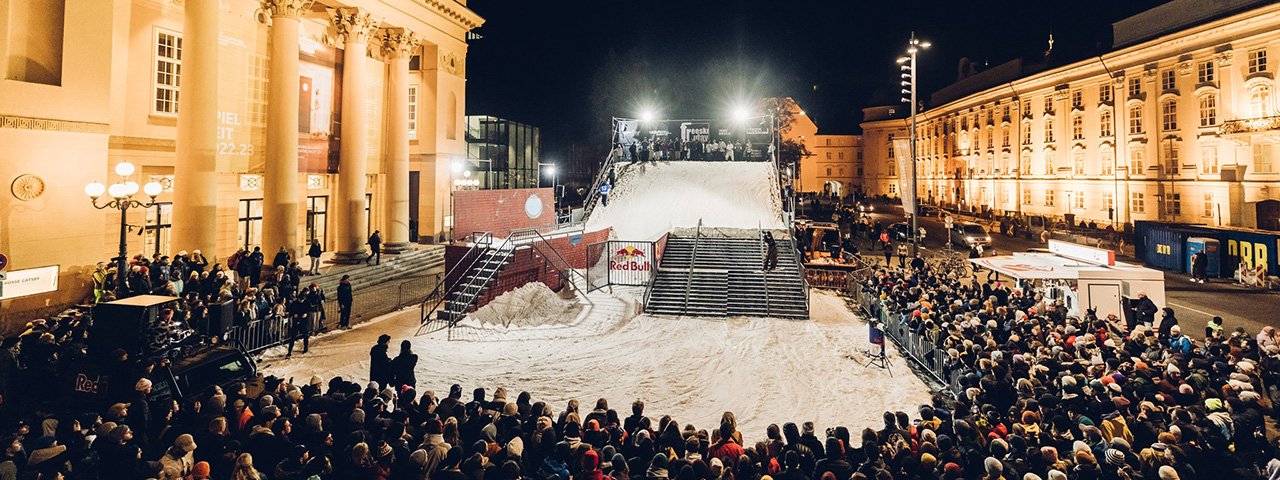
783, 103, 864, 197
0, 0, 480, 320
861, 0, 1280, 232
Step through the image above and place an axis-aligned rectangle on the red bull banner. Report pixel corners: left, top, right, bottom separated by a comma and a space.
608, 241, 654, 286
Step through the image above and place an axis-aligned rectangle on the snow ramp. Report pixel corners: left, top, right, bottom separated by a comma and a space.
585, 161, 786, 241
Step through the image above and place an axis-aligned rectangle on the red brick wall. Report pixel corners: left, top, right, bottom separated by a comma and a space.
533, 228, 612, 269
454, 188, 556, 239
441, 227, 613, 312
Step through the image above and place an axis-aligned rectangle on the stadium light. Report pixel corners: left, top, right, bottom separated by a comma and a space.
732, 105, 751, 123
640, 109, 656, 123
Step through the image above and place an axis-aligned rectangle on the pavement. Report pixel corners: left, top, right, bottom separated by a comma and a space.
804, 199, 1279, 338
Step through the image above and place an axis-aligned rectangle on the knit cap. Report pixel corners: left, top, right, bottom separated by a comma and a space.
1104, 448, 1125, 466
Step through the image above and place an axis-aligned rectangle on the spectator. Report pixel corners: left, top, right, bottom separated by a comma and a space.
367, 230, 382, 266
338, 275, 354, 330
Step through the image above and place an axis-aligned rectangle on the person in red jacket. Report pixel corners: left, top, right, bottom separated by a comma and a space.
708, 421, 745, 468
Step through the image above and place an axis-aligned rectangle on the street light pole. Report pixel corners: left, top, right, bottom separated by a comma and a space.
899, 33, 930, 258
86, 162, 164, 297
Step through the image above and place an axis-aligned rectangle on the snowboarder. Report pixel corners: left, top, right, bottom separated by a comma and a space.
763, 232, 778, 271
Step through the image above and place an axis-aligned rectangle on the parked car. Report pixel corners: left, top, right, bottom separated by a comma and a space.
951, 223, 993, 249
888, 222, 925, 242
856, 200, 874, 213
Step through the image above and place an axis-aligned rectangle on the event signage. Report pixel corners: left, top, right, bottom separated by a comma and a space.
608, 242, 654, 286
1048, 240, 1116, 266
0, 265, 59, 300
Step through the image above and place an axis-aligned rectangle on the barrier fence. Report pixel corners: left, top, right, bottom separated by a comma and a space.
227, 272, 444, 354
851, 281, 965, 397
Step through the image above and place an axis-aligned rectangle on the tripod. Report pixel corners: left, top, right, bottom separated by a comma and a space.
863, 328, 893, 376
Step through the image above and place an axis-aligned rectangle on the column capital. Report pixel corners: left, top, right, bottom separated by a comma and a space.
380, 28, 420, 59
257, 0, 313, 22
332, 7, 378, 44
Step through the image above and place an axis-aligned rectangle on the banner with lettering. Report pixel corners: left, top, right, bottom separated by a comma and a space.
893, 138, 915, 213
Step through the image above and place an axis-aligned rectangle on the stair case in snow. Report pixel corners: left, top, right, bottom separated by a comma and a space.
645, 229, 808, 319
420, 233, 513, 329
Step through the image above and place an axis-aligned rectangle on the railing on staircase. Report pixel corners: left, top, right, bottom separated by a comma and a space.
758, 225, 772, 315
581, 148, 618, 221
680, 219, 704, 316
789, 236, 810, 313
419, 232, 494, 327
444, 239, 514, 324
640, 233, 670, 312
510, 227, 589, 289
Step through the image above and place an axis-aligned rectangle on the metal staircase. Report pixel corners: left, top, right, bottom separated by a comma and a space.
645, 231, 808, 319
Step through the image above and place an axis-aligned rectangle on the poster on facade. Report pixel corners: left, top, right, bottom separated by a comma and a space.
298, 43, 338, 174
893, 138, 916, 213
0, 265, 59, 300
607, 241, 654, 286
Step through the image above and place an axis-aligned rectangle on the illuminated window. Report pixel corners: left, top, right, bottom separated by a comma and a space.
1072, 90, 1083, 109
1203, 194, 1214, 217
1131, 192, 1145, 213
153, 29, 182, 115
1002, 126, 1009, 147
1043, 96, 1054, 114
1197, 61, 1215, 84
1022, 188, 1031, 205
1100, 148, 1114, 175
1201, 145, 1218, 174
1130, 145, 1145, 174
1045, 117, 1055, 143
408, 85, 418, 140
1167, 193, 1181, 216
1249, 48, 1268, 74
1254, 144, 1274, 173
1103, 192, 1114, 213
1161, 100, 1177, 131
1022, 122, 1032, 145
1160, 70, 1176, 92
1100, 83, 1113, 103
1020, 151, 1031, 173
1073, 150, 1085, 175
1072, 115, 1084, 140
1074, 192, 1085, 209
1100, 110, 1113, 137
1199, 94, 1216, 127
1129, 104, 1143, 134
1250, 84, 1271, 118
1128, 76, 1141, 97
1045, 189, 1055, 207
1161, 141, 1179, 174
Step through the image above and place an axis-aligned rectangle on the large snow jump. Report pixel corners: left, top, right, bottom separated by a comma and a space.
585, 161, 786, 241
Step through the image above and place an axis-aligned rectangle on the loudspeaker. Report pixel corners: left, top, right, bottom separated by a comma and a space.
206, 300, 235, 336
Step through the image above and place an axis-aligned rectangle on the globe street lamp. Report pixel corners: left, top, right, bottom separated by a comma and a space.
86, 161, 164, 297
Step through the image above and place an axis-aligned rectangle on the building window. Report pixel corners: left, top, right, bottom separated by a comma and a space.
238, 198, 263, 250
1130, 145, 1145, 174
887, 134, 895, 159
1129, 104, 1143, 134
1161, 100, 1177, 131
1128, 76, 1141, 97
1167, 193, 1182, 216
1203, 194, 1214, 217
1249, 48, 1268, 74
1131, 192, 1145, 213
1254, 144, 1274, 173
1073, 151, 1085, 175
1072, 115, 1084, 140
1160, 70, 1176, 92
1045, 117, 1055, 143
1022, 188, 1032, 205
1100, 110, 1113, 137
825, 167, 832, 176
825, 138, 831, 146
826, 152, 832, 160
153, 29, 183, 115
1101, 149, 1114, 175
1250, 84, 1272, 118
1072, 90, 1083, 109
1104, 192, 1114, 213
1043, 96, 1054, 114
1198, 61, 1215, 84
889, 183, 897, 194
407, 85, 419, 140
1199, 94, 1217, 127
1161, 141, 1179, 174
1020, 152, 1031, 174
1074, 191, 1085, 210
1201, 145, 1218, 174
1100, 83, 1113, 103
1022, 122, 1032, 145
1002, 126, 1010, 147
838, 152, 844, 160
306, 196, 328, 246
1045, 189, 1056, 207
249, 55, 268, 125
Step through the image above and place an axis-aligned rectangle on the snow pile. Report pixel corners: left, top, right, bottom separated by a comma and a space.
264, 289, 933, 443
470, 282, 579, 328
587, 162, 785, 241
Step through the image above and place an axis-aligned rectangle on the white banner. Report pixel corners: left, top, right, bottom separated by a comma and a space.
0, 265, 59, 300
893, 138, 915, 213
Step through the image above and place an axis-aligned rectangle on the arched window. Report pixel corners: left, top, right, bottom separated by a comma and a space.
1199, 93, 1217, 127
1128, 103, 1143, 134
1250, 84, 1271, 118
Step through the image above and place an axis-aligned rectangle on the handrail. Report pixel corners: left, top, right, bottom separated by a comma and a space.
790, 235, 810, 314
420, 232, 493, 324
581, 149, 618, 221
449, 235, 516, 326
759, 225, 772, 315
510, 227, 589, 288
681, 219, 704, 315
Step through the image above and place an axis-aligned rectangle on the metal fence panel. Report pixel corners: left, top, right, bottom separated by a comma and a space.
586, 241, 610, 292
606, 241, 655, 286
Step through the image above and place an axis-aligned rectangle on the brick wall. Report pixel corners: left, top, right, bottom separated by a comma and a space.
442, 227, 612, 311
454, 188, 556, 238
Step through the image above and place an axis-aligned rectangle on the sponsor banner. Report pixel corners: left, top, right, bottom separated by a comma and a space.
608, 241, 654, 286
0, 265, 59, 300
893, 138, 915, 213
616, 117, 774, 161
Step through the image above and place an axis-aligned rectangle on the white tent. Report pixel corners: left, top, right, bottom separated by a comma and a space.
970, 241, 1165, 318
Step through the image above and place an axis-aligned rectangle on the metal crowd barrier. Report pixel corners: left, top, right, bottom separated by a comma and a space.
853, 282, 965, 397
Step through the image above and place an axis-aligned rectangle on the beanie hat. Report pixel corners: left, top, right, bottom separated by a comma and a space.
1104, 448, 1125, 466
1047, 470, 1067, 480
1158, 465, 1180, 480
193, 461, 211, 477
1023, 474, 1043, 480
984, 457, 1003, 475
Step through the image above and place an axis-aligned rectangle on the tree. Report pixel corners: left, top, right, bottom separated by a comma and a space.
761, 97, 811, 171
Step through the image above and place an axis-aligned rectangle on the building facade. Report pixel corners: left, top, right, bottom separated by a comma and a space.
464, 115, 543, 191
783, 105, 864, 197
861, 0, 1280, 232
0, 0, 481, 323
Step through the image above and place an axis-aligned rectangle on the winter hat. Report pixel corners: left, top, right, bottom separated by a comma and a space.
410, 449, 428, 467
376, 441, 393, 459
309, 375, 324, 387
1158, 465, 1180, 480
175, 434, 197, 453
1240, 391, 1262, 403
1023, 474, 1043, 480
1102, 447, 1125, 466
135, 378, 153, 392
920, 453, 937, 468
944, 463, 962, 475
1047, 470, 1067, 480
651, 452, 669, 469
193, 461, 211, 478
984, 457, 1002, 476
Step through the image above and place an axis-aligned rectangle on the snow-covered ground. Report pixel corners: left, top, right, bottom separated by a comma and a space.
586, 161, 786, 241
260, 287, 933, 442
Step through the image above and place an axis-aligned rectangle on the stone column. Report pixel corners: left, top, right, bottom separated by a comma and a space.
331, 7, 378, 263
172, 0, 219, 256
260, 0, 312, 261
380, 28, 419, 253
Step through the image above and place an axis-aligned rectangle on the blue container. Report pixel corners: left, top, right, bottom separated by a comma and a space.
1218, 229, 1279, 277
1142, 225, 1187, 272
1186, 237, 1221, 277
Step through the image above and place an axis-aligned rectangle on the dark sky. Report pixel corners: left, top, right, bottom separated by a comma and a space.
464, 0, 1168, 159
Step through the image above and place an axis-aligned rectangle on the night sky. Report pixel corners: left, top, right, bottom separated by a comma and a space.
464, 0, 1168, 160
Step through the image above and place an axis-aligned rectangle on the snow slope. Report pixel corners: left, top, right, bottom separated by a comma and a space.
261, 289, 932, 442
586, 161, 786, 241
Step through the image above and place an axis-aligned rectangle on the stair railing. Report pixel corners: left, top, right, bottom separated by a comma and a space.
581, 148, 618, 221
445, 235, 516, 326
787, 235, 810, 314
681, 219, 704, 316
420, 232, 493, 325
509, 227, 589, 289
759, 224, 772, 316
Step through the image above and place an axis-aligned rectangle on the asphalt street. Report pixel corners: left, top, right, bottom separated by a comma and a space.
802, 199, 1280, 338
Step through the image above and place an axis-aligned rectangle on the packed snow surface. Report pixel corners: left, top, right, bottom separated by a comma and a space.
587, 161, 786, 241
262, 289, 932, 442
471, 282, 579, 328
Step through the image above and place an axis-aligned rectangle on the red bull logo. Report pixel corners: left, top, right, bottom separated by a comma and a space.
610, 245, 651, 271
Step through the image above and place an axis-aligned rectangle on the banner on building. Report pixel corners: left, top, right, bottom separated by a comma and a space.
607, 241, 654, 286
0, 265, 59, 300
893, 138, 915, 213
615, 117, 775, 162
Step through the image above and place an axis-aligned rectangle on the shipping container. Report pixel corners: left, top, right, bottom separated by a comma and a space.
1134, 221, 1279, 278
1218, 229, 1279, 277
1186, 237, 1221, 278
1143, 226, 1188, 272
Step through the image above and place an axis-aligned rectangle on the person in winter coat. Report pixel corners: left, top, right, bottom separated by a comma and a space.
366, 230, 382, 266
338, 275, 354, 329
370, 335, 393, 388
1132, 292, 1158, 328
158, 434, 197, 480
390, 340, 419, 391
273, 246, 291, 271
1157, 307, 1179, 340
307, 239, 322, 275
708, 422, 745, 467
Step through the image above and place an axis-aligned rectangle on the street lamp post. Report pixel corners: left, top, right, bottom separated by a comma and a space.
899, 33, 930, 258
539, 162, 559, 216
85, 162, 164, 297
